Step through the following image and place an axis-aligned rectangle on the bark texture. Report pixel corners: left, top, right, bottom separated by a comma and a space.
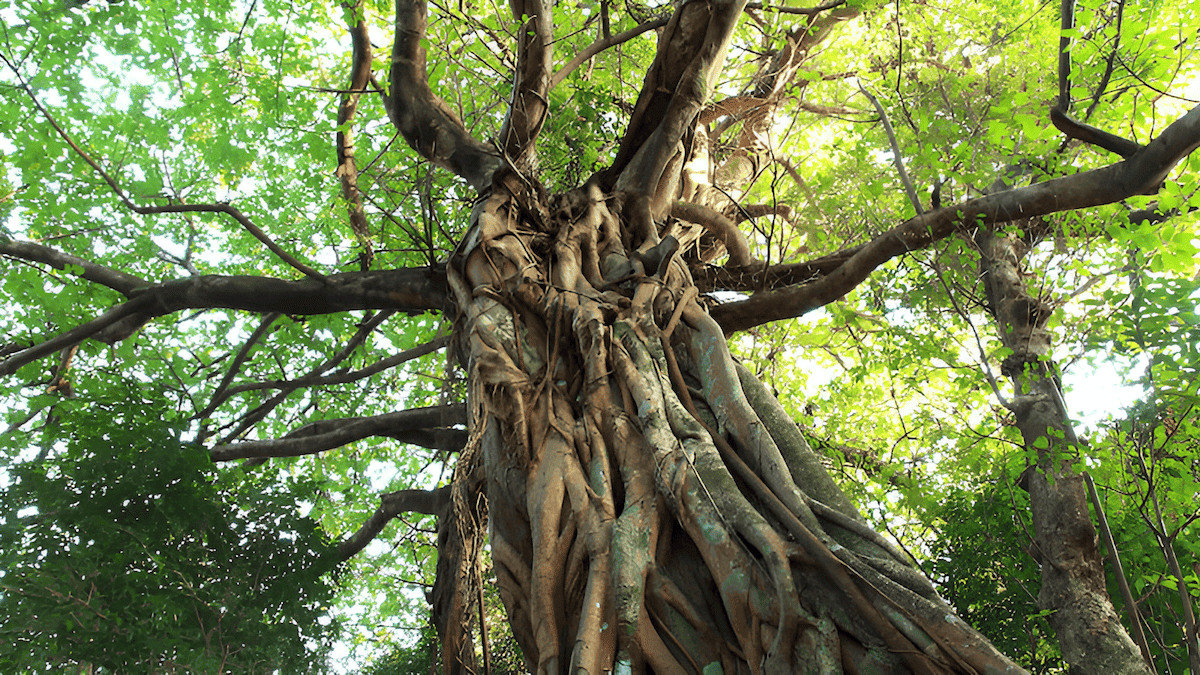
977, 231, 1153, 675
427, 167, 1030, 673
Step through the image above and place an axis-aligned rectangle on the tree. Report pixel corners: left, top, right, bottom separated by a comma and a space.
1, 0, 1198, 671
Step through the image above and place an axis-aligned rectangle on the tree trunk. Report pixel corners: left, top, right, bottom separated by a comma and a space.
426, 172, 1030, 674
977, 230, 1153, 675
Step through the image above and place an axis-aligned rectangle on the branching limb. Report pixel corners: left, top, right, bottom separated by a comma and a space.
337, 486, 451, 561
213, 335, 451, 401
550, 17, 668, 88
0, 59, 328, 283
603, 0, 751, 197
209, 404, 467, 461
196, 313, 282, 419
711, 102, 1200, 332
1050, 0, 1142, 157
0, 295, 155, 376
389, 0, 501, 191
210, 311, 397, 441
858, 81, 923, 215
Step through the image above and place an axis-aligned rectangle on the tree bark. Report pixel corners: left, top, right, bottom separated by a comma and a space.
977, 230, 1153, 675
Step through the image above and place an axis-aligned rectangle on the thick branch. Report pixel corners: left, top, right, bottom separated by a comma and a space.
602, 0, 750, 196
0, 237, 146, 295
0, 295, 155, 376
338, 486, 451, 561
389, 0, 501, 191
108, 267, 445, 341
497, 0, 552, 167
670, 201, 755, 265
209, 404, 467, 461
710, 103, 1200, 332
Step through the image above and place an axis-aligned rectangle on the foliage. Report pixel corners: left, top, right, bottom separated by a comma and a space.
0, 383, 339, 673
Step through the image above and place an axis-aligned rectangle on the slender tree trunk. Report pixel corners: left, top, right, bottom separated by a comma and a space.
977, 230, 1153, 675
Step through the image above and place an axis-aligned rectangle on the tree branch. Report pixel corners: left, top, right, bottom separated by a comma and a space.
1050, 0, 1142, 158
603, 0, 751, 198
336, 0, 376, 268
710, 102, 1200, 332
497, 0, 553, 168
744, 0, 846, 15
858, 81, 923, 215
209, 404, 467, 462
670, 201, 755, 265
338, 486, 451, 561
551, 17, 668, 88
214, 335, 451, 401
0, 237, 146, 295
0, 295, 156, 376
389, 0, 501, 191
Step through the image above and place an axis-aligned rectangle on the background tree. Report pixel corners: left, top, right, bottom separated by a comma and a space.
1, 0, 1198, 672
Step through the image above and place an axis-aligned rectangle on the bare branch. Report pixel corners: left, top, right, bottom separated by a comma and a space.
711, 103, 1200, 332
338, 486, 451, 561
551, 17, 668, 89
209, 404, 467, 462
389, 0, 501, 191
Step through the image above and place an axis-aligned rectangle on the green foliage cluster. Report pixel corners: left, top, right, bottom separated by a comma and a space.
0, 382, 339, 673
